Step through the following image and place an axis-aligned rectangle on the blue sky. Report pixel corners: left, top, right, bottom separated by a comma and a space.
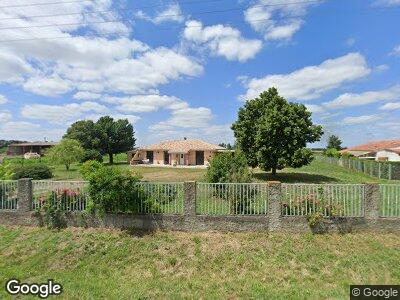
0, 0, 399, 147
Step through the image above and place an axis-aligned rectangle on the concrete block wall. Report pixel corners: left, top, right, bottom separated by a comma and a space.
1, 180, 400, 232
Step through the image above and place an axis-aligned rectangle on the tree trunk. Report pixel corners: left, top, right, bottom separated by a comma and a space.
271, 168, 277, 176
109, 153, 114, 164
66, 164, 70, 171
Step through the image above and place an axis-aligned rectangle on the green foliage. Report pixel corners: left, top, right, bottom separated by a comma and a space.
325, 148, 341, 158
47, 139, 84, 171
80, 160, 103, 180
327, 135, 342, 150
12, 164, 53, 180
96, 116, 136, 164
341, 152, 353, 158
65, 116, 136, 164
81, 149, 103, 163
206, 151, 252, 183
86, 165, 157, 215
232, 87, 323, 175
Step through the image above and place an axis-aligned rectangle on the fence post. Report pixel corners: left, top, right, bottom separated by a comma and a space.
17, 178, 33, 212
364, 183, 379, 220
268, 181, 282, 231
184, 181, 196, 217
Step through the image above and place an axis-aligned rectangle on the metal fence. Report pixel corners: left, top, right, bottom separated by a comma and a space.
32, 181, 89, 211
114, 182, 184, 214
316, 155, 400, 180
196, 183, 269, 215
380, 185, 400, 218
0, 181, 18, 210
282, 184, 365, 217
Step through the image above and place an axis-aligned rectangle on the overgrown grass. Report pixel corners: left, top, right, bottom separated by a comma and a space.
0, 226, 399, 299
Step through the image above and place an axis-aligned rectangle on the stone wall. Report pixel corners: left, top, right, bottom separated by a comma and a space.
1, 180, 400, 232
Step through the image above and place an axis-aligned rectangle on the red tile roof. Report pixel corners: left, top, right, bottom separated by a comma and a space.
343, 140, 400, 152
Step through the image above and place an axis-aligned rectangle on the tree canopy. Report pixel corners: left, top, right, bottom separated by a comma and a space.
231, 87, 323, 175
64, 116, 136, 164
327, 135, 342, 150
47, 139, 84, 171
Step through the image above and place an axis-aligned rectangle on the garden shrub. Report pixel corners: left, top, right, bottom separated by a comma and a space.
12, 164, 53, 180
80, 160, 103, 180
81, 149, 104, 163
206, 150, 254, 214
324, 148, 341, 158
86, 165, 156, 215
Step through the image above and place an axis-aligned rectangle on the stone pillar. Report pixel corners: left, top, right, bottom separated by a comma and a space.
268, 181, 282, 231
364, 183, 379, 219
17, 178, 33, 212
184, 181, 196, 217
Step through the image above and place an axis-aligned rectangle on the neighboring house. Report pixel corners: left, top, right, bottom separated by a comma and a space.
341, 140, 400, 162
7, 142, 58, 156
129, 139, 226, 166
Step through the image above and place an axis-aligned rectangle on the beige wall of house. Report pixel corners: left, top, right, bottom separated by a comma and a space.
133, 149, 219, 166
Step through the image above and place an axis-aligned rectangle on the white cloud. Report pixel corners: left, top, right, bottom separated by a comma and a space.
184, 20, 262, 62
305, 104, 324, 113
342, 115, 382, 125
324, 85, 400, 109
0, 50, 33, 84
0, 111, 12, 123
21, 101, 108, 124
379, 102, 400, 110
240, 53, 370, 100
0, 121, 64, 141
73, 91, 102, 100
373, 0, 400, 6
136, 3, 184, 24
86, 113, 141, 125
105, 94, 188, 113
150, 107, 213, 130
244, 0, 320, 41
346, 38, 356, 46
23, 75, 73, 97
390, 45, 400, 56
0, 95, 8, 105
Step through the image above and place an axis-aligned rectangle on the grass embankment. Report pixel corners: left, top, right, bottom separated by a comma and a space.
0, 226, 399, 299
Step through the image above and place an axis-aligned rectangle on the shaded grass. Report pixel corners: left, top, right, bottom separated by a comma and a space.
0, 226, 399, 299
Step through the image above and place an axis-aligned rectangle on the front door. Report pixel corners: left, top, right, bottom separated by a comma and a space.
179, 154, 185, 165
196, 151, 204, 165
146, 151, 154, 164
164, 151, 169, 165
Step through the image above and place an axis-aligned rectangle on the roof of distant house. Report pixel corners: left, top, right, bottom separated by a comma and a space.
140, 139, 225, 153
9, 142, 58, 147
342, 140, 400, 152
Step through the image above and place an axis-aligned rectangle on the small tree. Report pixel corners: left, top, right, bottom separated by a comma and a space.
47, 139, 84, 171
232, 88, 323, 176
327, 135, 342, 150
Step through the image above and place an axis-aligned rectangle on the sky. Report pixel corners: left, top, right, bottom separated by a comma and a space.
0, 0, 399, 148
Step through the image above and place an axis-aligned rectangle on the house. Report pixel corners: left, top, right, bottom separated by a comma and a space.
7, 142, 58, 156
128, 139, 226, 166
341, 140, 400, 162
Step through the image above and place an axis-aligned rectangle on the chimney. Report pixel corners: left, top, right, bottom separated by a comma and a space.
183, 137, 187, 140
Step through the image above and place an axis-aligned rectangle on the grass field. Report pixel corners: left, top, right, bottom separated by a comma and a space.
0, 226, 399, 299
50, 158, 400, 184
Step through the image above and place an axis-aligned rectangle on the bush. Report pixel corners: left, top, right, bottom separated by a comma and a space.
12, 164, 53, 180
81, 149, 103, 163
206, 150, 252, 183
86, 165, 156, 215
324, 148, 341, 158
80, 160, 103, 180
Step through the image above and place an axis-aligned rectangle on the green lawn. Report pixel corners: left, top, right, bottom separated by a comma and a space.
0, 226, 399, 299
50, 159, 400, 184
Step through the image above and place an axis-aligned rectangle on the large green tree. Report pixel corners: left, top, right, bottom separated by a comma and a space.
327, 135, 342, 150
232, 88, 323, 176
96, 116, 135, 164
64, 117, 136, 164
